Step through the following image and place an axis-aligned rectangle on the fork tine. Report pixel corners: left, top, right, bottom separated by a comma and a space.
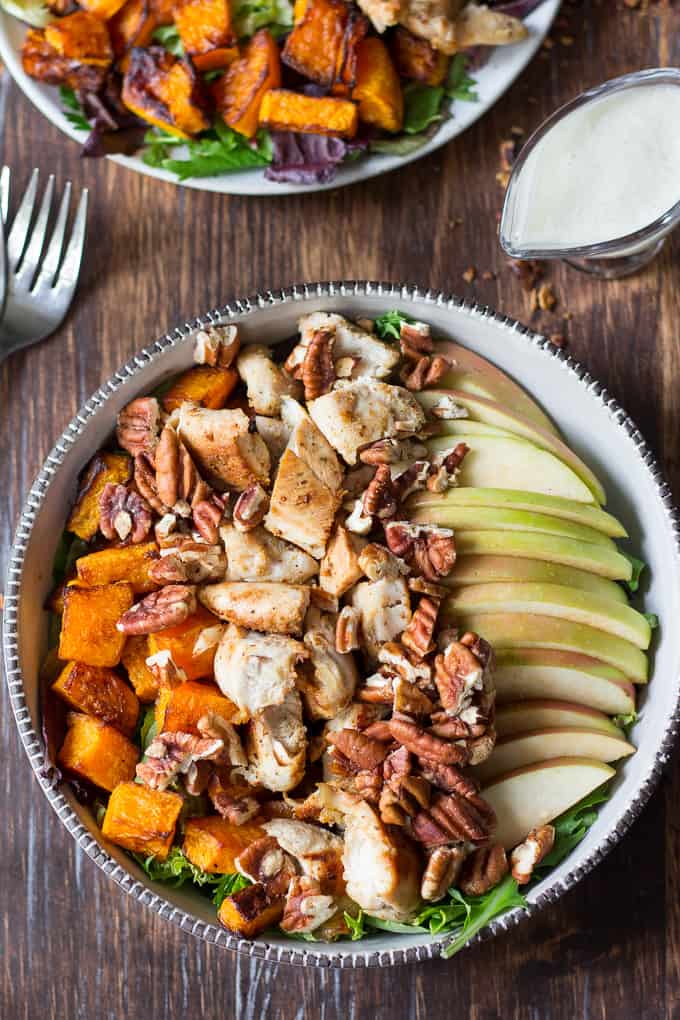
32, 181, 72, 289
54, 187, 88, 288
0, 166, 10, 224
15, 174, 54, 283
7, 168, 39, 270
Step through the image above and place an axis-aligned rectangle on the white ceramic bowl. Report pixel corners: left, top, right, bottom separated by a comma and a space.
4, 281, 679, 966
0, 2, 560, 195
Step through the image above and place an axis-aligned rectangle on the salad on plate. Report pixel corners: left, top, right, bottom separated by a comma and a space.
42, 309, 651, 956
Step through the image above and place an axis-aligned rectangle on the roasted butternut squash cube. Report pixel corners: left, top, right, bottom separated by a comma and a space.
161, 365, 239, 413
258, 89, 358, 138
59, 582, 133, 668
52, 661, 140, 736
121, 635, 158, 702
122, 46, 210, 139
214, 29, 281, 138
58, 713, 139, 791
175, 0, 233, 59
45, 11, 113, 66
148, 606, 222, 680
183, 816, 265, 873
21, 27, 109, 91
109, 0, 156, 60
155, 679, 244, 734
332, 10, 369, 95
102, 781, 183, 859
193, 46, 239, 72
282, 0, 348, 87
67, 451, 132, 541
75, 541, 160, 594
353, 37, 403, 132
218, 882, 283, 938
79, 0, 128, 20
391, 26, 449, 86
293, 0, 307, 22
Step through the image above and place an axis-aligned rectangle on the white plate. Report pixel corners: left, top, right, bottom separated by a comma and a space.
4, 283, 680, 966
0, 2, 560, 195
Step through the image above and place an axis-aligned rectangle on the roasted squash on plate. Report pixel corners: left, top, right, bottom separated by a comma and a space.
154, 679, 244, 734
67, 451, 132, 542
213, 29, 281, 139
147, 605, 223, 680
44, 10, 113, 65
218, 882, 284, 937
121, 635, 159, 702
122, 45, 211, 138
52, 660, 140, 735
59, 581, 134, 667
58, 713, 139, 791
102, 781, 183, 859
391, 26, 449, 86
174, 0, 235, 71
161, 364, 239, 413
75, 541, 161, 594
353, 36, 403, 133
258, 89, 358, 138
183, 817, 266, 873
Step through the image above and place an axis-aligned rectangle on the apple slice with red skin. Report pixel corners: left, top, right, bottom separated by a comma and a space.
474, 727, 635, 784
451, 612, 648, 681
444, 554, 628, 605
496, 700, 624, 739
434, 340, 559, 437
418, 388, 606, 504
494, 649, 636, 716
482, 757, 616, 849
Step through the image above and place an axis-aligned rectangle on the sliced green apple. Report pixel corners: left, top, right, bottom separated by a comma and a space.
445, 555, 628, 605
482, 757, 616, 849
474, 728, 634, 784
450, 612, 648, 681
412, 505, 614, 548
455, 531, 632, 581
419, 388, 606, 504
495, 700, 624, 738
447, 582, 651, 649
435, 340, 559, 437
427, 435, 594, 504
494, 651, 636, 715
409, 487, 626, 538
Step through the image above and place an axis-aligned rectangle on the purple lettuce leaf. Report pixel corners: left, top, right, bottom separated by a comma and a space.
265, 131, 364, 184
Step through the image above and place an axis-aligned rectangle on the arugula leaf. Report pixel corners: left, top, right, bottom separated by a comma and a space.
365, 916, 428, 934
59, 86, 90, 132
403, 84, 445, 134
136, 847, 226, 889
52, 531, 89, 586
535, 783, 611, 872
152, 23, 185, 56
445, 54, 479, 102
374, 309, 414, 341
644, 612, 659, 629
0, 0, 52, 28
623, 553, 646, 593
370, 133, 433, 157
136, 706, 157, 751
233, 0, 293, 38
143, 123, 273, 180
441, 875, 527, 959
612, 710, 637, 732
343, 910, 366, 940
212, 871, 251, 907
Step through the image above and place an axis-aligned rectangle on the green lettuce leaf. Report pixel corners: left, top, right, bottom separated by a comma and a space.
373, 309, 414, 340
52, 531, 89, 586
370, 133, 433, 157
445, 54, 479, 102
644, 612, 658, 629
233, 0, 293, 38
135, 847, 228, 889
143, 123, 273, 180
440, 875, 527, 959
535, 783, 611, 872
59, 87, 90, 132
136, 706, 157, 751
623, 553, 646, 593
403, 84, 445, 134
212, 871, 251, 907
612, 710, 637, 732
152, 23, 185, 56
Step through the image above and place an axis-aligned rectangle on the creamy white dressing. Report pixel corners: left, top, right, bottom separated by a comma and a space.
502, 83, 680, 251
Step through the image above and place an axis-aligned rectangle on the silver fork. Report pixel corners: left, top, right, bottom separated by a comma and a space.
0, 167, 88, 363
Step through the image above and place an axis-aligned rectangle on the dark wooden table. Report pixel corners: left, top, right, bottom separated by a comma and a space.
2, 2, 679, 1017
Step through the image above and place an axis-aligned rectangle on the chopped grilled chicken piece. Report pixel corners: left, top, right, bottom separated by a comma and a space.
220, 523, 319, 584
455, 3, 528, 47
297, 613, 358, 720
319, 523, 367, 598
350, 575, 412, 660
265, 448, 340, 560
237, 345, 301, 416
281, 875, 337, 933
355, 0, 525, 54
323, 702, 390, 737
308, 381, 425, 465
246, 690, 307, 792
281, 397, 344, 494
178, 405, 270, 492
287, 313, 400, 381
342, 800, 422, 921
263, 818, 345, 893
200, 581, 311, 635
213, 623, 308, 715
255, 415, 291, 462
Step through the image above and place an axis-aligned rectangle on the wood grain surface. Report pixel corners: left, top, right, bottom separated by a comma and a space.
1, 1, 679, 1017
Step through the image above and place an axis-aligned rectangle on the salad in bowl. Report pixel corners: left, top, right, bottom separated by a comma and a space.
28, 300, 660, 959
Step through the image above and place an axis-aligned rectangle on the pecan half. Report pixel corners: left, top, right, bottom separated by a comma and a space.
510, 825, 555, 885
459, 845, 509, 896
134, 453, 166, 515
419, 761, 480, 798
335, 605, 361, 654
434, 638, 484, 714
151, 537, 225, 584
393, 676, 434, 716
233, 483, 269, 532
145, 649, 187, 689
352, 769, 383, 804
194, 324, 240, 368
421, 845, 467, 901
116, 397, 160, 458
411, 790, 494, 847
358, 543, 407, 582
136, 730, 224, 790
401, 596, 439, 658
281, 875, 336, 934
408, 576, 448, 599
361, 720, 394, 742
379, 776, 429, 827
208, 772, 259, 825
301, 328, 335, 401
236, 835, 296, 896
116, 584, 197, 635
392, 461, 430, 501
99, 482, 152, 544
400, 320, 433, 354
388, 717, 468, 765
400, 354, 451, 391
327, 728, 390, 771
362, 465, 397, 520
378, 642, 431, 686
198, 711, 247, 767
192, 496, 225, 543
427, 442, 469, 493
359, 438, 427, 466
384, 521, 456, 581
460, 630, 494, 669
383, 744, 411, 781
